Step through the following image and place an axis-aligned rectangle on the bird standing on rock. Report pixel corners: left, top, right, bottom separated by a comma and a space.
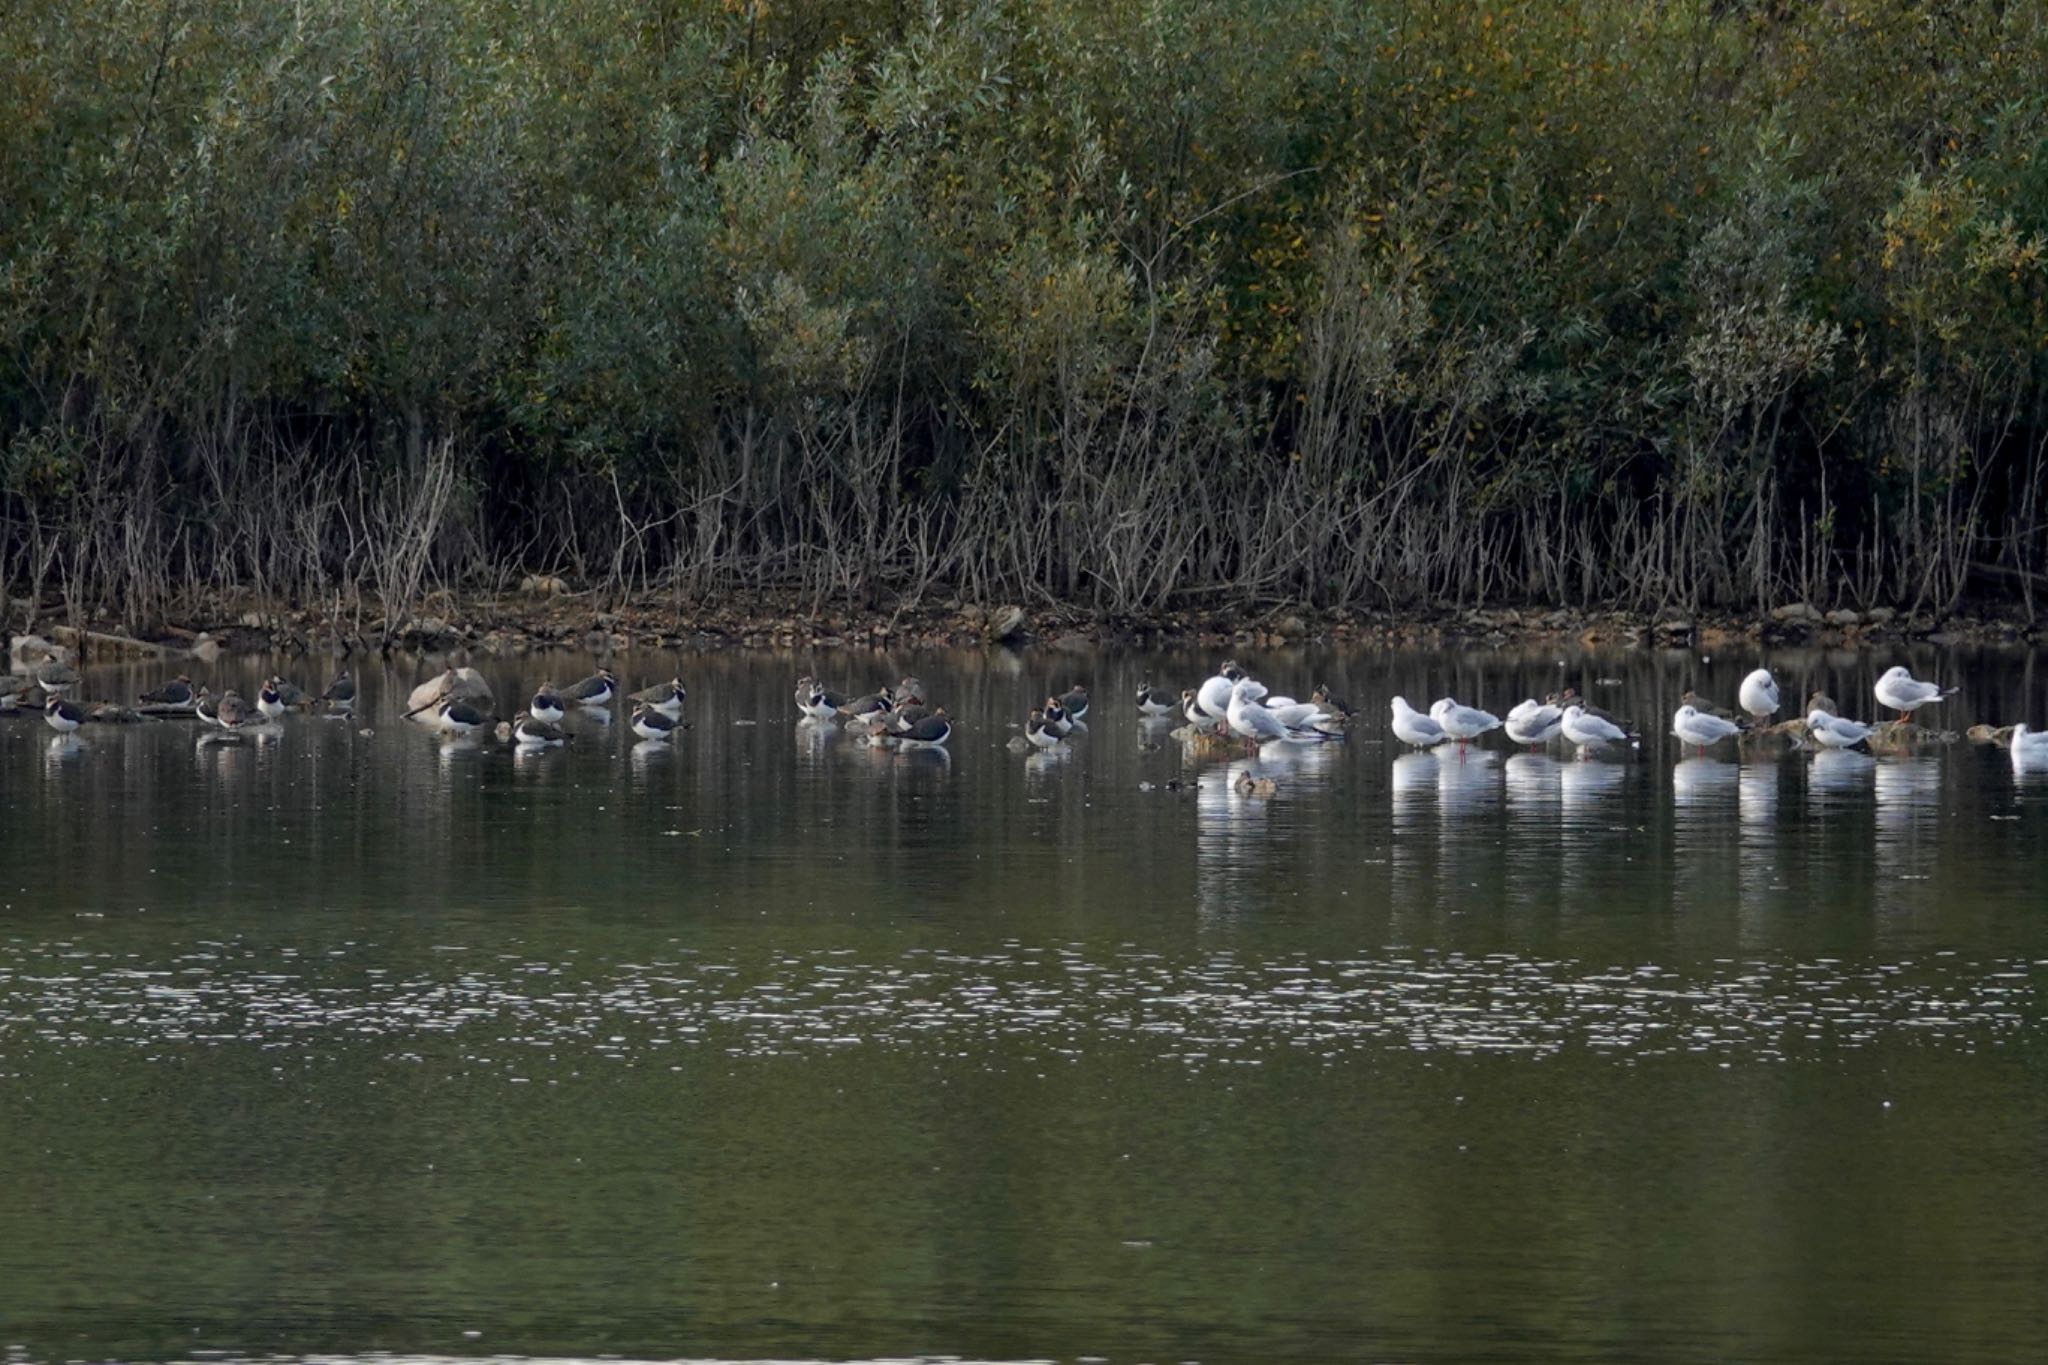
1807, 709, 1875, 750
1739, 668, 1780, 723
1875, 666, 1956, 722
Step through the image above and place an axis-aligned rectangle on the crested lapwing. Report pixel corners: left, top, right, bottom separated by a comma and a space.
43, 694, 85, 734
895, 708, 951, 748
630, 703, 678, 742
631, 677, 687, 718
140, 675, 197, 709
319, 669, 356, 714
1136, 683, 1177, 716
529, 682, 566, 724
563, 668, 618, 708
437, 697, 489, 736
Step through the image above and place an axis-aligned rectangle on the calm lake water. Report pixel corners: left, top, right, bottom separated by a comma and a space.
5, 642, 2048, 1364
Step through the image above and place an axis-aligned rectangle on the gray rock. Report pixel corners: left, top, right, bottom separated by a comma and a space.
1826, 609, 1862, 627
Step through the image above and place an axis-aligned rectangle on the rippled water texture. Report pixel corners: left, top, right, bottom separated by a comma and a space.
5, 644, 2048, 1363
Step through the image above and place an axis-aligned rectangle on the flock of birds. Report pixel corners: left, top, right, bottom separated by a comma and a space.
1375, 663, 2048, 770
8, 651, 2048, 772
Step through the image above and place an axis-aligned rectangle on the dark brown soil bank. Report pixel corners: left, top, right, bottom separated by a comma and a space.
14, 586, 2045, 662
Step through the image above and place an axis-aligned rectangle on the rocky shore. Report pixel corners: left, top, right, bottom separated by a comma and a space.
8, 585, 2044, 662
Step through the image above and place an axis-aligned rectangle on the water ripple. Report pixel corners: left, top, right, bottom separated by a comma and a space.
0, 939, 2034, 1070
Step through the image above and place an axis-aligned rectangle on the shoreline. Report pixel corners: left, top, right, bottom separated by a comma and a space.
10, 588, 2044, 662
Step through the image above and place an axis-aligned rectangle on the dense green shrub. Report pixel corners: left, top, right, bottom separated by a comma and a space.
4, 0, 2047, 624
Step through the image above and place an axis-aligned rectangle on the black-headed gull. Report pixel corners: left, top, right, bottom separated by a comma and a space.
1390, 696, 1448, 749
1806, 708, 1874, 749
1546, 687, 1631, 732
2012, 723, 2048, 770
1561, 705, 1630, 753
1671, 703, 1741, 754
1229, 678, 1333, 743
1874, 666, 1955, 720
1739, 668, 1780, 721
1504, 699, 1563, 748
1430, 697, 1502, 747
1195, 662, 1245, 722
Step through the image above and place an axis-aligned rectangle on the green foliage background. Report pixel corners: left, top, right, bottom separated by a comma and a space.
4, 0, 2048, 620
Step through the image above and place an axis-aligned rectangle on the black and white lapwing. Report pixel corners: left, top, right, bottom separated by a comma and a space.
630, 702, 678, 742
140, 675, 198, 709
1026, 708, 1065, 749
436, 697, 489, 737
529, 682, 566, 724
895, 707, 952, 749
319, 669, 356, 715
511, 716, 568, 747
796, 677, 846, 721
1136, 682, 1177, 716
563, 668, 618, 708
631, 677, 688, 719
258, 678, 289, 721
43, 693, 85, 734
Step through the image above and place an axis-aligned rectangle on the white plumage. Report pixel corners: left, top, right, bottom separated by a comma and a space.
1806, 709, 1874, 749
1875, 666, 1954, 718
1739, 668, 1780, 721
1561, 705, 1629, 750
1671, 704, 1741, 752
2011, 723, 2048, 770
1504, 700, 1563, 747
1429, 697, 1502, 743
1389, 696, 1448, 749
